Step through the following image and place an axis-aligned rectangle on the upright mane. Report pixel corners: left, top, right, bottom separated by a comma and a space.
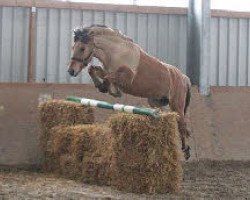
74, 24, 133, 43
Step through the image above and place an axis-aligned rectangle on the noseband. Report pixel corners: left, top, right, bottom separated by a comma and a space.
71, 57, 84, 63
71, 51, 93, 66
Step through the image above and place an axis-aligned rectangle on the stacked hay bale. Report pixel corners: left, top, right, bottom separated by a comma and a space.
49, 125, 114, 185
38, 100, 182, 194
38, 100, 94, 171
108, 113, 182, 194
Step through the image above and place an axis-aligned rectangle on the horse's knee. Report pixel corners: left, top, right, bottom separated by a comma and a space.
97, 84, 108, 93
88, 65, 95, 75
88, 65, 105, 77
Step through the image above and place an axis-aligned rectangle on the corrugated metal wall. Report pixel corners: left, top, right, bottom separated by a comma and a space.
0, 7, 30, 82
1, 6, 250, 86
35, 8, 187, 83
210, 17, 250, 86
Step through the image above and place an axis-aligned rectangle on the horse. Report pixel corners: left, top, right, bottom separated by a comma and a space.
67, 24, 192, 160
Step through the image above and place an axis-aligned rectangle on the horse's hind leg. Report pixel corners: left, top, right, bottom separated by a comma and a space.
178, 115, 191, 160
88, 65, 110, 93
169, 97, 191, 160
179, 117, 191, 160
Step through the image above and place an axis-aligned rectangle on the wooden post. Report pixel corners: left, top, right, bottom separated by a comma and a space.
27, 6, 36, 82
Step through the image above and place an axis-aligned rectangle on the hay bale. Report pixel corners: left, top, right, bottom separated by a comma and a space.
58, 154, 80, 179
38, 99, 182, 193
39, 100, 94, 130
48, 125, 114, 186
38, 100, 94, 171
108, 113, 182, 194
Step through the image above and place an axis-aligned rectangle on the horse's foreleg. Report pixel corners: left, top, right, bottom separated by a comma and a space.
108, 85, 122, 98
103, 71, 122, 98
88, 65, 110, 93
88, 66, 122, 97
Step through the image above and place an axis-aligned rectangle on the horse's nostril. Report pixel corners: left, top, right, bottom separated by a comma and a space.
68, 69, 74, 76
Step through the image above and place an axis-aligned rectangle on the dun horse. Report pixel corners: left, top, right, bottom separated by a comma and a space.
68, 25, 191, 160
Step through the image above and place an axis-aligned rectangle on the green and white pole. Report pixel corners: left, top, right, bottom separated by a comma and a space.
66, 96, 160, 118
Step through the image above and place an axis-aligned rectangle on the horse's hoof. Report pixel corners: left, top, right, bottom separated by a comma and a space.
110, 92, 122, 98
183, 145, 191, 160
97, 84, 108, 93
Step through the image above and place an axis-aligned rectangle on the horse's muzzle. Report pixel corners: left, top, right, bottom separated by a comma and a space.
68, 69, 78, 77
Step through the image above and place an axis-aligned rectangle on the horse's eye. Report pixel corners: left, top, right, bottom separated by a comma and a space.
80, 48, 85, 52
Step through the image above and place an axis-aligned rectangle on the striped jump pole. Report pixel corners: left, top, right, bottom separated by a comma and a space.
66, 96, 160, 118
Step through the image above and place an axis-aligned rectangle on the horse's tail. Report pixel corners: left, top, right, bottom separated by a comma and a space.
184, 78, 191, 115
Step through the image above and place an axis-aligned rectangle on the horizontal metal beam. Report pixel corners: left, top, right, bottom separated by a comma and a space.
1, 0, 250, 18
0, 0, 187, 15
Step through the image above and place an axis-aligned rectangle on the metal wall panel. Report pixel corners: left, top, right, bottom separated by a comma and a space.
209, 17, 250, 86
0, 7, 30, 82
35, 8, 188, 84
1, 6, 250, 87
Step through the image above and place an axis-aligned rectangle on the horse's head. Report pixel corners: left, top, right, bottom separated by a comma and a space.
67, 27, 95, 77
68, 24, 134, 77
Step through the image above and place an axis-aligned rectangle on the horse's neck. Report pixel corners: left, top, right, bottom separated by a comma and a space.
93, 35, 140, 71
94, 35, 124, 54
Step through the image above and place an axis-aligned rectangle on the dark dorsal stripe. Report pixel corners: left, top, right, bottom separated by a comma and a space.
73, 24, 133, 43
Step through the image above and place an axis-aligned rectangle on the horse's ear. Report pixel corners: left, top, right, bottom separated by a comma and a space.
73, 27, 92, 44
77, 29, 93, 44
73, 28, 81, 42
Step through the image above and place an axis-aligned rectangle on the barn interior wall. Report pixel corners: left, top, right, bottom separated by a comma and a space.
0, 83, 249, 167
0, 5, 250, 86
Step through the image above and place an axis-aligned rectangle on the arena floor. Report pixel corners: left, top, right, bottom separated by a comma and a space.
1, 160, 249, 199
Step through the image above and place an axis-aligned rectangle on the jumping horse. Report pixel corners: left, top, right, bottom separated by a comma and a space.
68, 24, 191, 160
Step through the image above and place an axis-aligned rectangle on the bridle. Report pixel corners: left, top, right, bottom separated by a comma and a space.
70, 51, 93, 66
71, 57, 84, 63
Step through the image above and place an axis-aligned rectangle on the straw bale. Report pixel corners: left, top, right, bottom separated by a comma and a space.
48, 125, 114, 186
38, 99, 182, 193
108, 113, 182, 194
38, 100, 94, 171
39, 100, 94, 130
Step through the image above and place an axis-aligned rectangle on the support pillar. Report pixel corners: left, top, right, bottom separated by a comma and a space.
28, 7, 36, 82
187, 0, 211, 95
